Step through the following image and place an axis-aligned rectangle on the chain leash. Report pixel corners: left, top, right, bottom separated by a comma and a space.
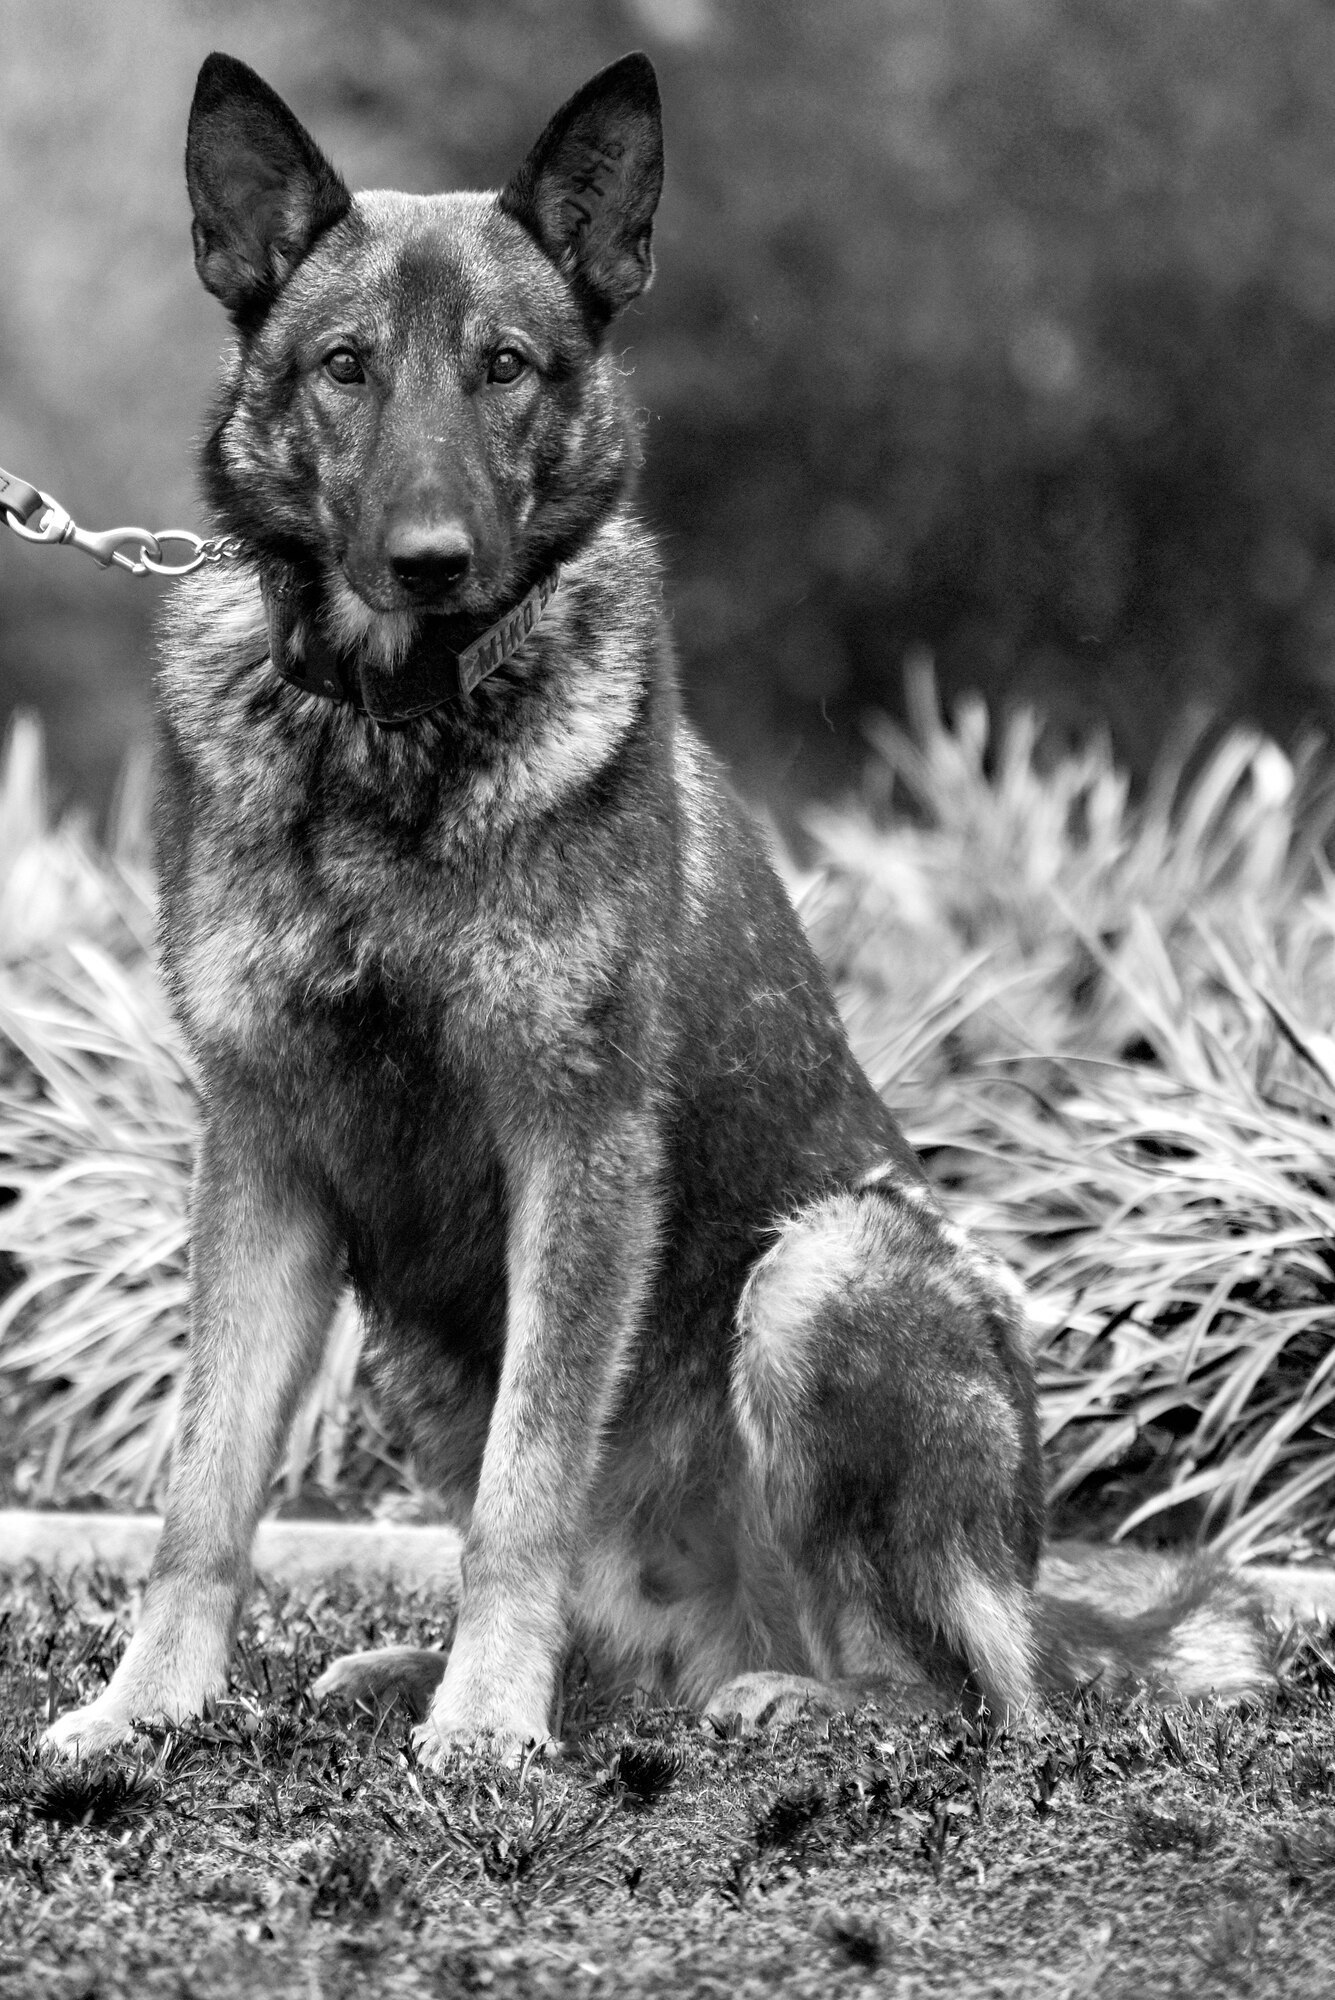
0, 462, 242, 578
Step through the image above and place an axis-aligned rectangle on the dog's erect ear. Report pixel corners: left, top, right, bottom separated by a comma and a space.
186, 53, 351, 325
500, 53, 663, 323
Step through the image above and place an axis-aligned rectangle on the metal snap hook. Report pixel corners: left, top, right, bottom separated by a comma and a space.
61, 521, 164, 573
0, 460, 244, 581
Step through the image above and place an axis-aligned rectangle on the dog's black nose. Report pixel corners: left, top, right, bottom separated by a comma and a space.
386, 525, 474, 597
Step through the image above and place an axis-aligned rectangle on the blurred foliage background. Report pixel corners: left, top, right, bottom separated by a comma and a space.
4, 0, 1335, 812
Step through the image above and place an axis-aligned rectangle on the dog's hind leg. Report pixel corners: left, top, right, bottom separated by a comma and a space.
44, 1115, 342, 1757
710, 1177, 1044, 1727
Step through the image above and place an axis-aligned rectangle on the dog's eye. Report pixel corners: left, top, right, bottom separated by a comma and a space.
487, 348, 528, 386
323, 347, 365, 386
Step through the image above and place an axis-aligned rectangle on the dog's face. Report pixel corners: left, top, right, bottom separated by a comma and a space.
185, 54, 663, 631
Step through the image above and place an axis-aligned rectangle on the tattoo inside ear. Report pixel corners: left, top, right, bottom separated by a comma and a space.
559, 133, 628, 235
501, 52, 663, 323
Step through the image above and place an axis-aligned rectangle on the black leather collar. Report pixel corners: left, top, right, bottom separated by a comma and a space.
264, 569, 561, 726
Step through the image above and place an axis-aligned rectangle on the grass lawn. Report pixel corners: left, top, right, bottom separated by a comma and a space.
4, 1573, 1335, 1999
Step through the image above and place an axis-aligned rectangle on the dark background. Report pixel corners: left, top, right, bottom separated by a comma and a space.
4, 0, 1335, 817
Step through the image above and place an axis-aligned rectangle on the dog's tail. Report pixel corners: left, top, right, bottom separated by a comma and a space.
1033, 1540, 1335, 1700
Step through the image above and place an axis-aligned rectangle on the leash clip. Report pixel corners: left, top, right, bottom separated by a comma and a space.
1, 460, 244, 578
5, 491, 162, 574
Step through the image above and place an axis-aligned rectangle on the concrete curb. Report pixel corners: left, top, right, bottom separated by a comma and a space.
0, 1511, 463, 1593
1244, 1565, 1335, 1624
5, 1513, 1335, 1626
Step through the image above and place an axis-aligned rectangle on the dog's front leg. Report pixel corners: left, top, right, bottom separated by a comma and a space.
419, 1107, 660, 1765
44, 1113, 341, 1756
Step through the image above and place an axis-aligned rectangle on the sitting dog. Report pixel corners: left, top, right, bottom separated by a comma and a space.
46, 50, 1275, 1763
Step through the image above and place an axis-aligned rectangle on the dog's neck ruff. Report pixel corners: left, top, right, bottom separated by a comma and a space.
264, 569, 561, 726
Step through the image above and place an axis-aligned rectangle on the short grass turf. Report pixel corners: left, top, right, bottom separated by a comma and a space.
5, 1576, 1335, 1998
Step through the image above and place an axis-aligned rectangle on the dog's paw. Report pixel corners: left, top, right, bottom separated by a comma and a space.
42, 1695, 149, 1760
701, 1671, 845, 1733
313, 1646, 448, 1723
413, 1697, 557, 1770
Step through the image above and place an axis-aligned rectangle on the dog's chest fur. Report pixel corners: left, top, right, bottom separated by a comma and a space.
157, 530, 671, 1096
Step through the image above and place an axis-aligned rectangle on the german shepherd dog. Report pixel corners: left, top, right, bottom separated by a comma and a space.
46, 52, 1275, 1763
